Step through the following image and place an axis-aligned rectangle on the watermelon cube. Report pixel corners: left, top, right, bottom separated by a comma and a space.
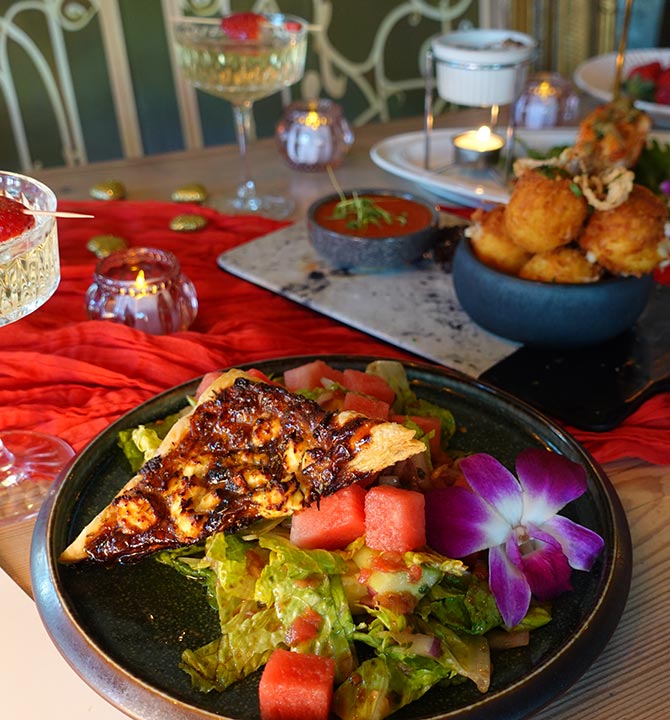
259, 648, 336, 720
342, 392, 390, 420
365, 485, 426, 552
290, 484, 367, 550
341, 368, 395, 404
283, 360, 344, 392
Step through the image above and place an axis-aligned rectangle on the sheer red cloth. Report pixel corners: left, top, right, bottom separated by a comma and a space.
0, 200, 668, 465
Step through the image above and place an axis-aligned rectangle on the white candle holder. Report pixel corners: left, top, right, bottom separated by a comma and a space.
423, 29, 537, 181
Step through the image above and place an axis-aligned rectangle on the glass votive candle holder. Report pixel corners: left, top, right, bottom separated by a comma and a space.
514, 72, 580, 129
276, 99, 354, 171
86, 247, 198, 335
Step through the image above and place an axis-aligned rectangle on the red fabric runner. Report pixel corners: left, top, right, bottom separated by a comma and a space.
1, 200, 668, 466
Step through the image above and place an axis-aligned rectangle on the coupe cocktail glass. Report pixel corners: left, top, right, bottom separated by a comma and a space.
172, 13, 308, 219
0, 171, 74, 525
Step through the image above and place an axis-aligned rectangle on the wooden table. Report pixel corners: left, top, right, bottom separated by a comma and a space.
33, 113, 490, 216
1, 112, 668, 720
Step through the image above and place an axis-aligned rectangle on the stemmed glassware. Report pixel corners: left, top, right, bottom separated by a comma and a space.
0, 171, 75, 525
172, 12, 308, 219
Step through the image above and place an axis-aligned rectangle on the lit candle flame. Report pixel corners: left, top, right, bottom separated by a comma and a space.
476, 125, 492, 143
135, 269, 147, 290
536, 80, 557, 98
303, 110, 324, 130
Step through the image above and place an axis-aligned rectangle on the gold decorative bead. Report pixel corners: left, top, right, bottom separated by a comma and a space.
89, 180, 127, 201
169, 213, 208, 232
86, 234, 128, 258
171, 183, 208, 204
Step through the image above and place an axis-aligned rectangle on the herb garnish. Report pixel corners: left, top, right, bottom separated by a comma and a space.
329, 194, 408, 231
326, 167, 408, 231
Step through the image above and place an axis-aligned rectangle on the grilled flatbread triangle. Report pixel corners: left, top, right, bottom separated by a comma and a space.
60, 369, 425, 564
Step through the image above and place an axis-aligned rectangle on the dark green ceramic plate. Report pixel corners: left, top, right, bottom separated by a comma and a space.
31, 355, 631, 720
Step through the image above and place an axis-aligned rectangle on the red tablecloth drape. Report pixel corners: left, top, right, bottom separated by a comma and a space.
1, 200, 668, 465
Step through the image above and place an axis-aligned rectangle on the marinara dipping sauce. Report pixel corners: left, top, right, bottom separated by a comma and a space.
313, 194, 434, 238
307, 189, 439, 272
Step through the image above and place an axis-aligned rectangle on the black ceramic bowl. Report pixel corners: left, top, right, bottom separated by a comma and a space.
453, 238, 655, 347
307, 188, 439, 272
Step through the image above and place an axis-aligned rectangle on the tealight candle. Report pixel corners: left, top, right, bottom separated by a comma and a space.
452, 126, 504, 168
86, 247, 198, 335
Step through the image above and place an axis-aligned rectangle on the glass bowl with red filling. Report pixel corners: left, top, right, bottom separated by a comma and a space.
307, 189, 439, 272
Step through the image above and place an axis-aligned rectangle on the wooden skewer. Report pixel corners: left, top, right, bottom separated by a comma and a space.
23, 209, 95, 219
613, 0, 634, 100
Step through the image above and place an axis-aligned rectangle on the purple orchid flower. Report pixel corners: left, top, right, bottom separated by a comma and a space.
425, 448, 605, 628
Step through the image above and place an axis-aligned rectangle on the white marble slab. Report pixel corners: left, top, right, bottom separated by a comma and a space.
218, 221, 519, 377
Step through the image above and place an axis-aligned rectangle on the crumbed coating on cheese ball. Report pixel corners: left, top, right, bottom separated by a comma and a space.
467, 206, 532, 275
504, 168, 589, 254
518, 245, 604, 284
578, 184, 668, 277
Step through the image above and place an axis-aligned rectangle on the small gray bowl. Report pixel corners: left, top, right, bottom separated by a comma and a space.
307, 189, 439, 272
453, 238, 654, 347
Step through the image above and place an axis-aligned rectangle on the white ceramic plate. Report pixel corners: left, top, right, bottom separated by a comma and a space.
370, 127, 578, 207
574, 48, 670, 126
371, 125, 670, 208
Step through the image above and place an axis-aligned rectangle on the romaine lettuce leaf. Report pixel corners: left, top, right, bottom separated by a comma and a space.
420, 571, 503, 635
117, 410, 183, 471
365, 360, 456, 445
257, 533, 357, 680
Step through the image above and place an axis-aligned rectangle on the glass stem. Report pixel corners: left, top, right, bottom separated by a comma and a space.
232, 101, 258, 204
0, 436, 20, 488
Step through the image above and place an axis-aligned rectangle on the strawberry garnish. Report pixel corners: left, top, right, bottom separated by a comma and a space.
284, 20, 302, 32
0, 196, 34, 242
220, 12, 266, 41
654, 68, 670, 105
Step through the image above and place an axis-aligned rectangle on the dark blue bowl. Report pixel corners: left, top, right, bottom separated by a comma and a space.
453, 238, 654, 347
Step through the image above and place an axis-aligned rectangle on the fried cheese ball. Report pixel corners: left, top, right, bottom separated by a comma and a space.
467, 206, 532, 275
504, 168, 588, 254
578, 184, 668, 277
573, 98, 652, 174
518, 246, 604, 284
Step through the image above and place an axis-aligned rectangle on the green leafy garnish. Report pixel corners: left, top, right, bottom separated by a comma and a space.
634, 139, 670, 196
329, 193, 408, 231
326, 165, 408, 231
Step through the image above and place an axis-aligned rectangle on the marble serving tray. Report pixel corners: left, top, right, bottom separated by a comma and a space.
217, 220, 518, 377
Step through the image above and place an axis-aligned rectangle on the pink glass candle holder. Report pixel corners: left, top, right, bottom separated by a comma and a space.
276, 99, 354, 171
86, 248, 198, 335
514, 72, 580, 129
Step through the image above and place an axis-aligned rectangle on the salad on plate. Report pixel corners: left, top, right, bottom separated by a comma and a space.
105, 358, 604, 720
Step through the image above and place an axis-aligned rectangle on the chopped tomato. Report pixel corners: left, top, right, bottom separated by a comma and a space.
285, 607, 323, 647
